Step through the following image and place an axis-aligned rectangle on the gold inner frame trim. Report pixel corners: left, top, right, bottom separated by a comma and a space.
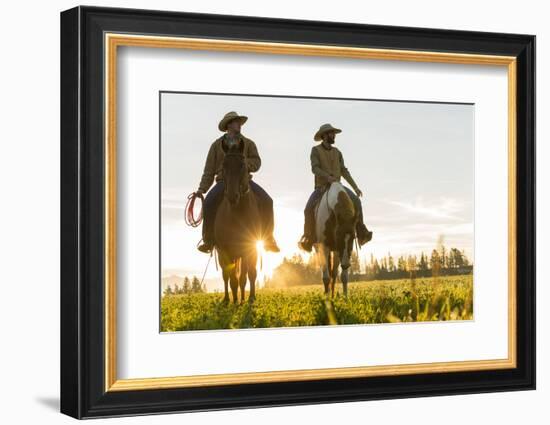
104, 33, 517, 392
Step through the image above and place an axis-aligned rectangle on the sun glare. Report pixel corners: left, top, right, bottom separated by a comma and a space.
256, 240, 265, 252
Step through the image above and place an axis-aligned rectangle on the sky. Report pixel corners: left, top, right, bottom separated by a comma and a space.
160, 92, 474, 291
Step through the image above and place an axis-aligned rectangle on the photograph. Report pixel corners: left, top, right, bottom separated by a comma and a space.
160, 92, 475, 331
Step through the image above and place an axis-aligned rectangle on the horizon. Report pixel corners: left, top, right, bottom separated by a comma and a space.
161, 247, 475, 294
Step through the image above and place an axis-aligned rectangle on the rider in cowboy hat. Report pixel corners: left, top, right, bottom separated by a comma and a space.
298, 123, 373, 252
196, 111, 280, 254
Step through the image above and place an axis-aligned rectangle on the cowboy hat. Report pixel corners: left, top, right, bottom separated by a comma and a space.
314, 123, 342, 141
218, 111, 248, 132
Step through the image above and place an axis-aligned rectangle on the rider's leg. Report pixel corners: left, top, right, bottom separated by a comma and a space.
343, 186, 372, 245
299, 188, 323, 252
198, 181, 224, 253
343, 186, 363, 222
304, 189, 323, 237
249, 180, 280, 252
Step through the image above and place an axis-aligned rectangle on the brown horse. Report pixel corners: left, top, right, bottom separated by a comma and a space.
214, 144, 262, 304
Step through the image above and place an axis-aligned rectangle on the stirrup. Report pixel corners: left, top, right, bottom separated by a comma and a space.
197, 239, 214, 253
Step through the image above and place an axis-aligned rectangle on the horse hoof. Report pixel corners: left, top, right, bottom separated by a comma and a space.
248, 296, 256, 304
222, 297, 229, 305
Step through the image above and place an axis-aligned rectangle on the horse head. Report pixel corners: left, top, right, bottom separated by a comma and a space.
222, 143, 249, 206
332, 184, 357, 270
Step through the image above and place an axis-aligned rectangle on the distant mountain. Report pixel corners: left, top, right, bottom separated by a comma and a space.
161, 275, 224, 293
161, 275, 186, 290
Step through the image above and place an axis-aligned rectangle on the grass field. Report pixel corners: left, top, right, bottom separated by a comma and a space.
160, 275, 473, 332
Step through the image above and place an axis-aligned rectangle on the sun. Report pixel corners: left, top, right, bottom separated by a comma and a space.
256, 240, 265, 253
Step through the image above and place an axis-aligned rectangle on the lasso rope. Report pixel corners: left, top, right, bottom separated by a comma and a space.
185, 192, 204, 227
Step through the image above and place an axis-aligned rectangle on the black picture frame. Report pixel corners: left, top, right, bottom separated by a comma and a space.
60, 5, 535, 419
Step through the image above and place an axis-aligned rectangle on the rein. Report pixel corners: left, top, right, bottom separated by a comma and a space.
198, 247, 219, 288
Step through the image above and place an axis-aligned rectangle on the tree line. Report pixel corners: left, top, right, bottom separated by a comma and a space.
265, 244, 472, 288
361, 246, 471, 280
163, 276, 206, 297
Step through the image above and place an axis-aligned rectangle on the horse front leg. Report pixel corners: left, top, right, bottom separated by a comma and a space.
222, 270, 230, 304
331, 255, 340, 298
321, 251, 331, 296
314, 246, 329, 296
229, 263, 239, 304
238, 258, 248, 304
218, 250, 230, 304
247, 252, 257, 303
341, 267, 349, 298
322, 269, 330, 295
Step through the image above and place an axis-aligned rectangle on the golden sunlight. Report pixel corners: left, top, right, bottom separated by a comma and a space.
256, 240, 265, 253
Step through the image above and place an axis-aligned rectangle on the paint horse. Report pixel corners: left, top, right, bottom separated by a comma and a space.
214, 144, 261, 304
313, 182, 358, 298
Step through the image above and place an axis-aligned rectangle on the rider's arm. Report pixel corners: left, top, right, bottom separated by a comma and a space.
310, 147, 331, 178
339, 150, 360, 192
246, 140, 261, 173
198, 142, 217, 193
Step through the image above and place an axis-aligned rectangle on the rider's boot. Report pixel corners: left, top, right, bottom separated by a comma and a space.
197, 239, 214, 254
298, 205, 315, 252
356, 222, 373, 246
198, 221, 214, 254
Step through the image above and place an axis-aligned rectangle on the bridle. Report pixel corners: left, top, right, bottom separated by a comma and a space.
223, 151, 250, 201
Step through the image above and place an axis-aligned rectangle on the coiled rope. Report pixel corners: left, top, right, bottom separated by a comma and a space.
185, 192, 204, 227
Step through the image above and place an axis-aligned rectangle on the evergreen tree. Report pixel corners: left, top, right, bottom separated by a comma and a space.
419, 252, 428, 271
462, 250, 470, 266
397, 256, 407, 273
183, 277, 191, 294
373, 258, 380, 278
350, 251, 361, 275
387, 253, 395, 273
384, 257, 390, 279
440, 245, 447, 269
191, 276, 202, 293
456, 248, 467, 268
430, 249, 441, 277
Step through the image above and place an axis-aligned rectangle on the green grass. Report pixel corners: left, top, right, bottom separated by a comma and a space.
160, 275, 473, 332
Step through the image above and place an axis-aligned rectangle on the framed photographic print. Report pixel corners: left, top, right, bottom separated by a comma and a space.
60, 5, 536, 419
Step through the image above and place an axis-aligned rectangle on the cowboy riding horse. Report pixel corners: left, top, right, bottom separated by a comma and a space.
195, 111, 280, 254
